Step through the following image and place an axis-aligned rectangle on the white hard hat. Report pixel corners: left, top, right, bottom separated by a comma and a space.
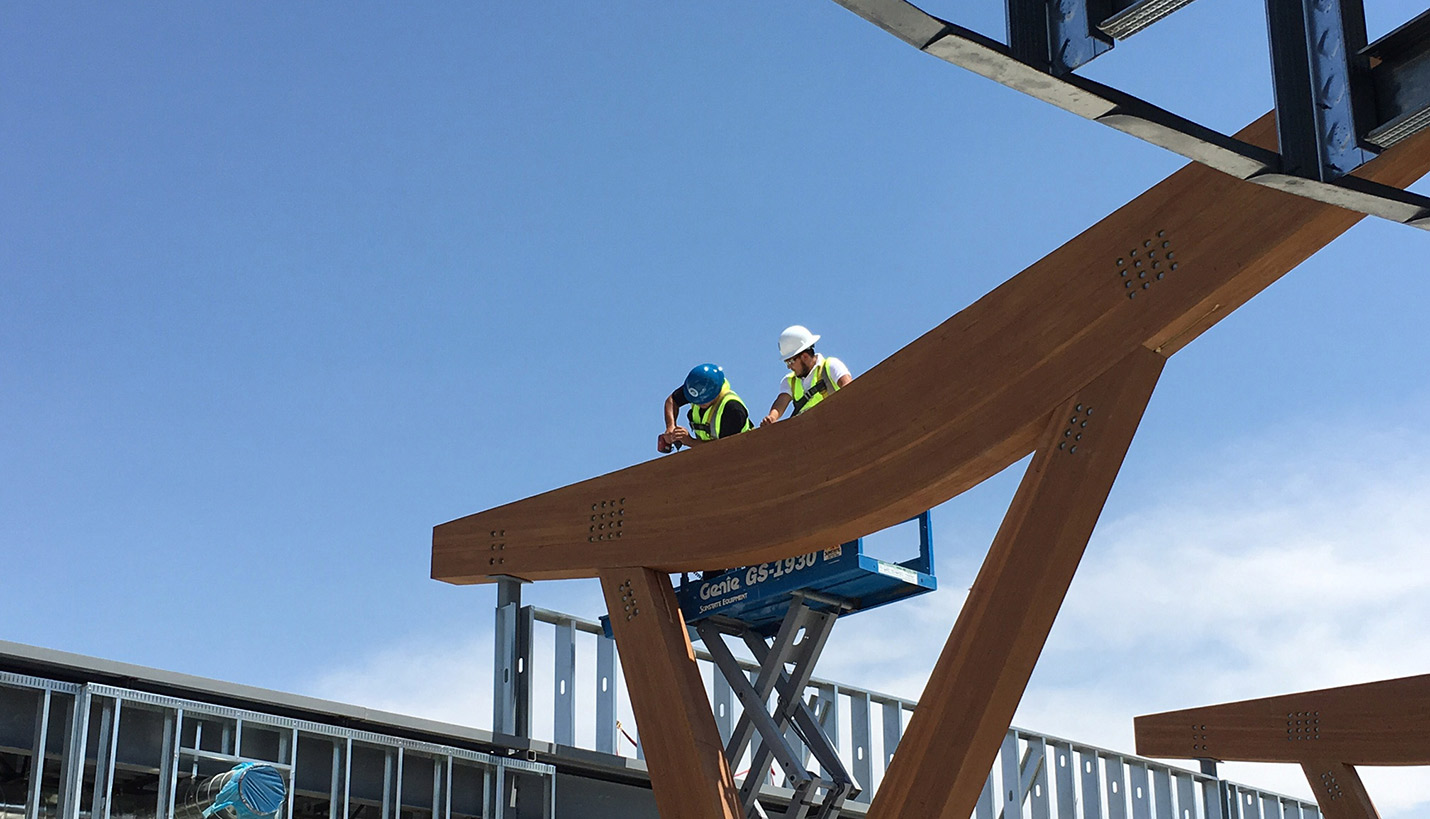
778, 325, 820, 360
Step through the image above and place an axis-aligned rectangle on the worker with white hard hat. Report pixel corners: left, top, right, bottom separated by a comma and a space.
659, 363, 754, 452
760, 325, 853, 427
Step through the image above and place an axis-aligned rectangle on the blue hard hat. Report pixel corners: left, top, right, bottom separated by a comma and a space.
684, 363, 726, 405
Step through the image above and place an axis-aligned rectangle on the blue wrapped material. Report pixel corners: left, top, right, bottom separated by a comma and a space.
205, 763, 286, 819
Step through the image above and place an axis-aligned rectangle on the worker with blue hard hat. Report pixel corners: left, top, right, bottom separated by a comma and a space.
658, 363, 753, 453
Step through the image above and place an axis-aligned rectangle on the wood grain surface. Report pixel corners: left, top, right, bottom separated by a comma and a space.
869, 348, 1163, 819
599, 568, 743, 819
1135, 673, 1430, 765
1301, 761, 1381, 819
432, 115, 1430, 584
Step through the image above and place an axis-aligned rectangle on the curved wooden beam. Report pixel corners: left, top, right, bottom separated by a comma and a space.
432, 115, 1430, 584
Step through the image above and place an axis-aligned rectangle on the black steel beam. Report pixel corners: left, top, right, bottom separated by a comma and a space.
1006, 0, 1115, 74
827, 0, 1430, 229
1365, 10, 1430, 148
1006, 0, 1053, 69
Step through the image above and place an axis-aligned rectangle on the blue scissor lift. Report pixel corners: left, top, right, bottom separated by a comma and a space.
676, 512, 938, 819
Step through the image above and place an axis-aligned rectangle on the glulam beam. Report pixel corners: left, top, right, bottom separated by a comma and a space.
432, 114, 1430, 586
1135, 674, 1430, 765
1135, 676, 1430, 819
869, 347, 1164, 819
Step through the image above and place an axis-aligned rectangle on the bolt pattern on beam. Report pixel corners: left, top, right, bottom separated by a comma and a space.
1300, 760, 1379, 819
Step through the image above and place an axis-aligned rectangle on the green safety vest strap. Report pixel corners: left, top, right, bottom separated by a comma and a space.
789, 359, 837, 416
688, 386, 753, 441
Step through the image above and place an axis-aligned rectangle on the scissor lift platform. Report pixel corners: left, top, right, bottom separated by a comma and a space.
674, 511, 937, 636
598, 513, 939, 819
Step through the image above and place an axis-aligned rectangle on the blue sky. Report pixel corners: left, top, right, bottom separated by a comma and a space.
5, 1, 1430, 812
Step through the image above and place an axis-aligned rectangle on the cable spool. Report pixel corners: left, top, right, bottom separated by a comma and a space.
176, 763, 286, 819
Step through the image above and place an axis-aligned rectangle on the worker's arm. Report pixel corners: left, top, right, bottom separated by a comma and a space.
663, 391, 681, 433
659, 389, 691, 452
761, 394, 792, 427
836, 373, 852, 388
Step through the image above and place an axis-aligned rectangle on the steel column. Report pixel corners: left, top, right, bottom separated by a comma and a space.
25, 689, 51, 819
395, 747, 405, 819
493, 578, 531, 738
1128, 763, 1151, 819
59, 687, 92, 819
998, 732, 1021, 818
849, 692, 871, 802
163, 709, 184, 819
1104, 754, 1126, 819
382, 749, 394, 819
1151, 767, 1172, 819
90, 697, 121, 819
1265, 0, 1375, 178
1175, 773, 1197, 819
880, 701, 901, 774
553, 620, 575, 746
1021, 737, 1050, 819
595, 632, 618, 754
1079, 748, 1102, 819
1053, 742, 1076, 818
713, 671, 734, 747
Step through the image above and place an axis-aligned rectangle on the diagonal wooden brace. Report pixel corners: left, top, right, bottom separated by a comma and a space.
600, 567, 743, 819
869, 347, 1165, 819
1301, 760, 1381, 819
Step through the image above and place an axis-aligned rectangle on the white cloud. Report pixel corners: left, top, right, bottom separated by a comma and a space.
302, 634, 496, 728
826, 418, 1430, 815
300, 418, 1430, 816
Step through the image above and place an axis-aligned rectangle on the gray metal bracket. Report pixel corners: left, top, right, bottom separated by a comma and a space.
828, 0, 1430, 229
695, 597, 858, 819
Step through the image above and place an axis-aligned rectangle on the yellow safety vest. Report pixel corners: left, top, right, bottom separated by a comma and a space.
789, 358, 839, 416
688, 386, 753, 441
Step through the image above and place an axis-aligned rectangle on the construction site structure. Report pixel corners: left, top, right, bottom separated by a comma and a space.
434, 3, 1430, 818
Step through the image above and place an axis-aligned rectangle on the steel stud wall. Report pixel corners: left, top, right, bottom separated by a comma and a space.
0, 672, 553, 819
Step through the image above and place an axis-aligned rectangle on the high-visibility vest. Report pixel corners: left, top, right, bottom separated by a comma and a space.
688, 386, 753, 441
789, 358, 839, 416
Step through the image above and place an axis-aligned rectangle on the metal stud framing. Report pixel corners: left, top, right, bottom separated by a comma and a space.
0, 674, 554, 819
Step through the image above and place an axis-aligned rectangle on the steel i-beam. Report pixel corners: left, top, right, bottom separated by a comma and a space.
1266, 0, 1377, 179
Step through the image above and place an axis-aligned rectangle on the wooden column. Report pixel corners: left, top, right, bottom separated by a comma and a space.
599, 567, 742, 819
869, 347, 1165, 819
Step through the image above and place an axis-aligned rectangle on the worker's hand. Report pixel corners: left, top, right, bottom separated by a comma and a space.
657, 433, 674, 453
760, 411, 780, 427
668, 427, 692, 445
